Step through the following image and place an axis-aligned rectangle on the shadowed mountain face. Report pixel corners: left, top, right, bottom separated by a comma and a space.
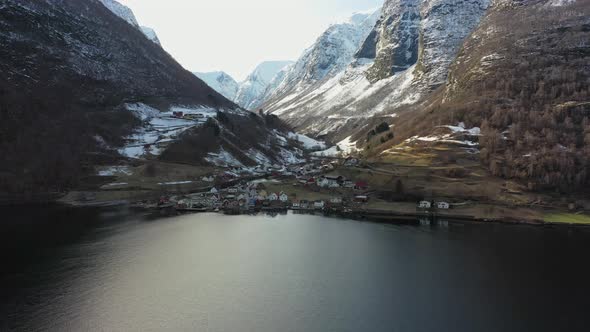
0, 0, 240, 193
373, 0, 590, 192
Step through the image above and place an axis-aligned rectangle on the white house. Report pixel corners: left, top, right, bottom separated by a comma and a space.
202, 176, 214, 182
279, 192, 289, 202
314, 200, 325, 209
418, 201, 432, 209
210, 187, 219, 194
228, 187, 239, 194
268, 192, 279, 201
318, 176, 340, 188
330, 197, 343, 204
344, 158, 359, 167
437, 202, 450, 209
292, 202, 301, 209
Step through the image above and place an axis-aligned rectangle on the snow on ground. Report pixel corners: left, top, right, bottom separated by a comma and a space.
97, 166, 133, 176
404, 133, 479, 147
157, 181, 193, 186
548, 0, 576, 7
100, 182, 129, 189
442, 122, 481, 136
250, 179, 281, 184
278, 147, 305, 164
126, 103, 160, 121
119, 104, 211, 159
205, 148, 244, 168
311, 136, 359, 157
286, 132, 327, 150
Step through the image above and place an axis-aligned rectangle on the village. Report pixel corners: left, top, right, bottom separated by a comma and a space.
141, 157, 454, 220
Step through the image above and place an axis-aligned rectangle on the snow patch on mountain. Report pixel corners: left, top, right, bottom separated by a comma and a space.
140, 26, 161, 46
286, 132, 327, 150
311, 136, 359, 157
548, 0, 576, 6
99, 0, 139, 27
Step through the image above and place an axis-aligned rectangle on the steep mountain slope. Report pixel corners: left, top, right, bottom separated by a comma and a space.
377, 0, 590, 192
234, 61, 293, 110
0, 0, 300, 194
260, 10, 380, 120
264, 0, 490, 138
194, 71, 239, 101
99, 0, 161, 46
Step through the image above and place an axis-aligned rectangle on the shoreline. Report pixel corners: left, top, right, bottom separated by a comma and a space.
3, 187, 590, 228
71, 199, 590, 228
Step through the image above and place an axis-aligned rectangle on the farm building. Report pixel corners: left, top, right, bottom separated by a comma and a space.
355, 181, 369, 190
418, 201, 432, 209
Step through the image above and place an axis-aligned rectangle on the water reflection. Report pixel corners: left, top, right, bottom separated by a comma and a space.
0, 207, 589, 331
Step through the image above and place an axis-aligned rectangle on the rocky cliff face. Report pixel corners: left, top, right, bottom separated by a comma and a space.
262, 1, 490, 138
364, 0, 421, 82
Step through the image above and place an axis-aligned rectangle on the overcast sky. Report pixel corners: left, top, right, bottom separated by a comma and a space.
118, 0, 383, 81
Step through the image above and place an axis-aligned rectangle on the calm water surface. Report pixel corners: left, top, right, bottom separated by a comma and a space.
1, 206, 589, 331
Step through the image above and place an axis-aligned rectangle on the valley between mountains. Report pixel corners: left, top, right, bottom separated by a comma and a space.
1, 0, 589, 225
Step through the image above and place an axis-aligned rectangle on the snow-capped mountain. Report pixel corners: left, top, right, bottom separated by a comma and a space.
260, 9, 380, 115
99, 0, 139, 26
234, 61, 293, 110
99, 0, 162, 46
194, 71, 240, 101
262, 0, 490, 138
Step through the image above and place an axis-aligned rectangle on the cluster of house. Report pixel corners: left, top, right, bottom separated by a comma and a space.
418, 201, 451, 210
297, 174, 369, 191
174, 182, 293, 210
172, 111, 205, 121
291, 195, 368, 211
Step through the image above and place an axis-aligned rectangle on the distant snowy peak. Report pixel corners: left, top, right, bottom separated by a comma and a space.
234, 61, 294, 110
99, 0, 162, 47
249, 61, 294, 84
99, 0, 139, 27
259, 9, 381, 110
194, 71, 239, 101
140, 26, 161, 46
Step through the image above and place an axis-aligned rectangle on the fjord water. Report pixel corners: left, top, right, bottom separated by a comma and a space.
1, 207, 589, 331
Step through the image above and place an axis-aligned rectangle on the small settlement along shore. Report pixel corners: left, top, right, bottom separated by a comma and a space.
55, 157, 590, 227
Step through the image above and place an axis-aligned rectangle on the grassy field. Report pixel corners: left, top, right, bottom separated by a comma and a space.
544, 213, 590, 225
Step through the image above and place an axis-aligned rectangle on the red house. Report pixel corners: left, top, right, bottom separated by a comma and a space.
354, 181, 368, 190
